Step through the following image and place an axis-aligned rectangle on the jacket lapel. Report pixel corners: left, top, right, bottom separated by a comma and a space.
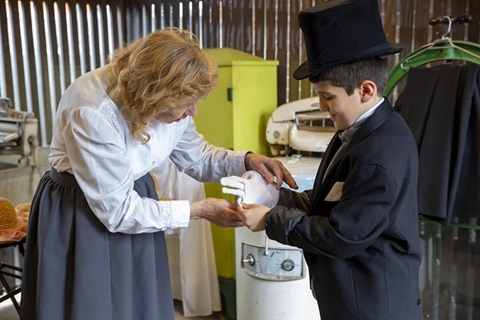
309, 100, 395, 211
310, 130, 342, 202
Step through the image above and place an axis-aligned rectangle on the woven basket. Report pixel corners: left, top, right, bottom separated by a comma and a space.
0, 197, 18, 230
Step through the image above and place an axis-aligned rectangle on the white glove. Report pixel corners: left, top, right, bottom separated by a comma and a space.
220, 171, 279, 208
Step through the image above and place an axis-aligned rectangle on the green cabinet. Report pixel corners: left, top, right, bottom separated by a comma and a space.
196, 48, 279, 155
194, 48, 278, 319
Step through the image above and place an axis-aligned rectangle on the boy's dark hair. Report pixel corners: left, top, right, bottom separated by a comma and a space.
309, 57, 389, 96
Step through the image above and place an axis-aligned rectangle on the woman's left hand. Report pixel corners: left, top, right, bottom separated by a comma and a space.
190, 198, 244, 228
244, 153, 298, 190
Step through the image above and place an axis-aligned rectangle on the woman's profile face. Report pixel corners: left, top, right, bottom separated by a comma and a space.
154, 104, 198, 123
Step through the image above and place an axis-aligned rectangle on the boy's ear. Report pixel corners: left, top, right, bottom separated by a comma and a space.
359, 80, 377, 102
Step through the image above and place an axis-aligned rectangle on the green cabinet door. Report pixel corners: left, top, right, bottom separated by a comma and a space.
194, 48, 278, 319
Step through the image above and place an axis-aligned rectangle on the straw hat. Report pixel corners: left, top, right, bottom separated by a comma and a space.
0, 197, 30, 243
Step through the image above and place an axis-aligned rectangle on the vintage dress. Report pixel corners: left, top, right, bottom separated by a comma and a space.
265, 100, 422, 320
20, 66, 247, 319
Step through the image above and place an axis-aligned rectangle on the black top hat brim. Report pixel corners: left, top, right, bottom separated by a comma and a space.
293, 42, 404, 80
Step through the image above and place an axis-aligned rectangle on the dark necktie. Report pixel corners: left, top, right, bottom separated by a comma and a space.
323, 130, 352, 181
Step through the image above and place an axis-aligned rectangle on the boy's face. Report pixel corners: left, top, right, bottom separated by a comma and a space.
313, 80, 365, 131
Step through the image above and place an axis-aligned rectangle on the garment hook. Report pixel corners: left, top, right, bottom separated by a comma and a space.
441, 16, 452, 39
429, 16, 454, 39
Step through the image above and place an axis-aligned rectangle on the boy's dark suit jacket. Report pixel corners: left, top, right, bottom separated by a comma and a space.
265, 100, 423, 320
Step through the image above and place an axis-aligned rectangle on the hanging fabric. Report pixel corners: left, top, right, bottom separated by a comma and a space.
395, 64, 480, 224
388, 16, 480, 225
385, 15, 480, 97
150, 159, 222, 317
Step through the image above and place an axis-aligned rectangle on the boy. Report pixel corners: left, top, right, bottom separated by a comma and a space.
231, 0, 423, 319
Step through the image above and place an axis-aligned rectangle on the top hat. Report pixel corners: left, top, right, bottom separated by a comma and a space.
293, 0, 403, 80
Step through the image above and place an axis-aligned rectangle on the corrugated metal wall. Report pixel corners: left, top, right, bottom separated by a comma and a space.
1, 0, 478, 145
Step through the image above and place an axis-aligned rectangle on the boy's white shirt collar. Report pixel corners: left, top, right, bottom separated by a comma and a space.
355, 97, 384, 124
346, 97, 385, 136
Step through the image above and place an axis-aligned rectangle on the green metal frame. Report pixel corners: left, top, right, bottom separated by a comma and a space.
385, 38, 480, 97
420, 216, 480, 231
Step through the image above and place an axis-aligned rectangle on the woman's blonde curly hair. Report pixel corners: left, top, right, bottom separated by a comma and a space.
106, 28, 218, 143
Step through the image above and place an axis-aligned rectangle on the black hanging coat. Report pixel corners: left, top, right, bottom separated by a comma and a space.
395, 63, 480, 225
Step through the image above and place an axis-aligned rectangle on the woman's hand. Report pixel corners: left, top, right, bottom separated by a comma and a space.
190, 198, 244, 228
244, 153, 298, 190
237, 202, 270, 232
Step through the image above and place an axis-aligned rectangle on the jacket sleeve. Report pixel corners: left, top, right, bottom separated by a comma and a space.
276, 187, 313, 211
265, 164, 394, 259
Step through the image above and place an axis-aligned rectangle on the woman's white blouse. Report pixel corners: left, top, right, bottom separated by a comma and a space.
49, 66, 247, 234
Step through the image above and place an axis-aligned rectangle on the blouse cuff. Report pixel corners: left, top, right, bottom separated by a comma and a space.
170, 200, 191, 229
229, 150, 250, 176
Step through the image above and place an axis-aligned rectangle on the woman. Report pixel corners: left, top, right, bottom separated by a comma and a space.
20, 28, 296, 319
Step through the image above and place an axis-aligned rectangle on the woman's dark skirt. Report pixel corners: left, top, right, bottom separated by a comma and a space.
20, 169, 174, 319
